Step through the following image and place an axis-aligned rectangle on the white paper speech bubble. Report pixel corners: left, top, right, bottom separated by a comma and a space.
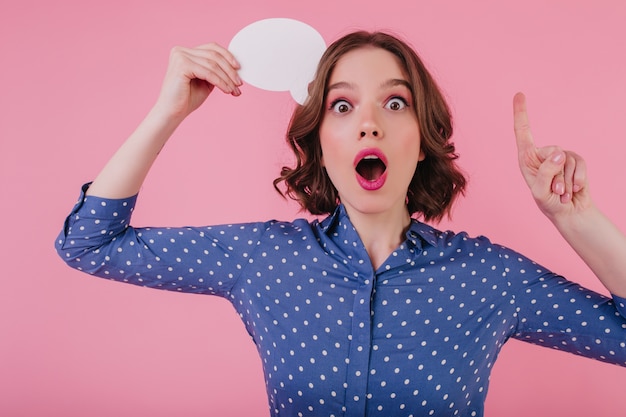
229, 18, 326, 104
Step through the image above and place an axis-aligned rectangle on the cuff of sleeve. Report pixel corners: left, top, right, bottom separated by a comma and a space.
56, 183, 140, 263
612, 293, 626, 318
58, 182, 138, 247
70, 182, 138, 219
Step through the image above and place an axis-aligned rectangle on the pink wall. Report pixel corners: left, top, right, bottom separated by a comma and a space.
1, 1, 625, 416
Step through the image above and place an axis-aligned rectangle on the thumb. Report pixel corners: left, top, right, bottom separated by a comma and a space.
534, 149, 566, 197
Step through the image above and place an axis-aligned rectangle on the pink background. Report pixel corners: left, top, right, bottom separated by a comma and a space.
1, 1, 625, 416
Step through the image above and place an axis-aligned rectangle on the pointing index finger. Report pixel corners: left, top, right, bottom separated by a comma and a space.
513, 92, 535, 153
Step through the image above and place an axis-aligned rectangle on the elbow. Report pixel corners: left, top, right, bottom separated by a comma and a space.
54, 228, 101, 274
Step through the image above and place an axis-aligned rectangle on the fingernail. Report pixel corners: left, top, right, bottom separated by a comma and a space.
573, 184, 581, 193
555, 183, 565, 195
551, 152, 564, 163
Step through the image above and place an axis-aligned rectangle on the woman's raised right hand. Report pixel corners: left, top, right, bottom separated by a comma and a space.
83, 43, 241, 199
153, 43, 242, 122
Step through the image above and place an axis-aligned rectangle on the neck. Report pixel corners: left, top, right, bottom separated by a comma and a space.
344, 203, 412, 270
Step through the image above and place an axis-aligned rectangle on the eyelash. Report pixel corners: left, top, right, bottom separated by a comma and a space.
386, 96, 409, 110
329, 99, 352, 113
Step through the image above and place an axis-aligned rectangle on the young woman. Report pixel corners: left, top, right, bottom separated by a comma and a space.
56, 31, 626, 417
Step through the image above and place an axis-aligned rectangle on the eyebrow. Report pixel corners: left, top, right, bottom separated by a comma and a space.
381, 78, 412, 91
327, 78, 412, 93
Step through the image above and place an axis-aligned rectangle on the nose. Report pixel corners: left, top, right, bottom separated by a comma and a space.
359, 104, 383, 139
360, 130, 378, 138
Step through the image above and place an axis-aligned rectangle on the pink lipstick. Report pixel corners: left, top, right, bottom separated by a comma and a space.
354, 148, 388, 191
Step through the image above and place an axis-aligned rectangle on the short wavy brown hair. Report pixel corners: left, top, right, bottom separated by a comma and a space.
273, 31, 466, 222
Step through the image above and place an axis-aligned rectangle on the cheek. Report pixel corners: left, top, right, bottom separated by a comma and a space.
398, 136, 422, 161
319, 123, 344, 165
392, 136, 424, 173
319, 125, 329, 167
319, 141, 342, 171
319, 137, 351, 181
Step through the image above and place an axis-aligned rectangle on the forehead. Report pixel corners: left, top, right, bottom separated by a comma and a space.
328, 46, 407, 84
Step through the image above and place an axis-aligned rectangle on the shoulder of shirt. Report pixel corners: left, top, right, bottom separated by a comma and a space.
409, 220, 499, 251
261, 206, 502, 254
255, 216, 322, 238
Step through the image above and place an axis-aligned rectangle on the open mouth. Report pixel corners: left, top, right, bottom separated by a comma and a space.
354, 149, 388, 191
356, 155, 387, 181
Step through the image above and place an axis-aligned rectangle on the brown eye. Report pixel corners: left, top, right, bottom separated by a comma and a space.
385, 97, 407, 111
331, 100, 352, 114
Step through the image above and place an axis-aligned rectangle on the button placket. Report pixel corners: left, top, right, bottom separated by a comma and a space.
343, 269, 375, 417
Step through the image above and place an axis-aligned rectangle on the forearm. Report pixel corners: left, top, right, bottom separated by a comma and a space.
554, 206, 626, 298
85, 43, 242, 199
86, 106, 184, 199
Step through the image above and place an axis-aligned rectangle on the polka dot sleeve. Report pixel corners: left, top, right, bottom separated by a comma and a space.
498, 245, 626, 366
613, 294, 626, 317
55, 184, 266, 297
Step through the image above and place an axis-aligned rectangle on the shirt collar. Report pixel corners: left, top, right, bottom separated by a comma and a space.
406, 219, 440, 248
318, 204, 441, 249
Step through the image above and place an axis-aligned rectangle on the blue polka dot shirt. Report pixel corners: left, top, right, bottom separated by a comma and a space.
56, 184, 626, 417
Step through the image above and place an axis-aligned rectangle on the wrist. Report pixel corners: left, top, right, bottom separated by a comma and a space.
551, 203, 601, 237
148, 102, 188, 127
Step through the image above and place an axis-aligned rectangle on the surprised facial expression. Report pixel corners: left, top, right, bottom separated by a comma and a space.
319, 46, 424, 218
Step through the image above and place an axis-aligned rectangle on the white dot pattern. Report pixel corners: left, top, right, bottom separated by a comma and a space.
56, 185, 626, 417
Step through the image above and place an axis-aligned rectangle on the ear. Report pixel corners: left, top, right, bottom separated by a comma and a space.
418, 148, 426, 162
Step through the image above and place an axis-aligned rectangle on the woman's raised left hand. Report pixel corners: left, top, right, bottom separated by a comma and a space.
513, 92, 593, 221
